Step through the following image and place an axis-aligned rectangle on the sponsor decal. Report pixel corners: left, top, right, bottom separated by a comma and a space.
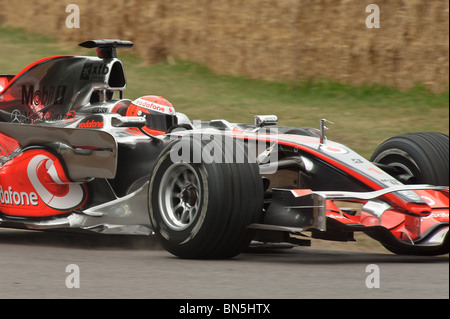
10, 109, 26, 123
27, 154, 85, 211
91, 107, 108, 114
80, 62, 109, 80
77, 116, 104, 128
0, 150, 86, 215
423, 212, 449, 220
132, 97, 175, 115
78, 119, 104, 128
320, 145, 348, 154
0, 185, 39, 206
22, 85, 66, 106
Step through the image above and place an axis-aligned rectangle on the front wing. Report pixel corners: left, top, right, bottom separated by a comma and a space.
249, 184, 449, 254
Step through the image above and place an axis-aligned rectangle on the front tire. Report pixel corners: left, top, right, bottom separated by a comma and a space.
370, 132, 449, 256
149, 136, 263, 259
370, 132, 449, 186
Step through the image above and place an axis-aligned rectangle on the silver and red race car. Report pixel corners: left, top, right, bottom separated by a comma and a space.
0, 40, 448, 258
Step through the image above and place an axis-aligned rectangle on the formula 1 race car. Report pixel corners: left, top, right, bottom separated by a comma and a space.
0, 40, 448, 258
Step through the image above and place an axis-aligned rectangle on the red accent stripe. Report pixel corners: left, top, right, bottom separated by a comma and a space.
233, 134, 434, 215
1, 56, 72, 93
235, 134, 384, 190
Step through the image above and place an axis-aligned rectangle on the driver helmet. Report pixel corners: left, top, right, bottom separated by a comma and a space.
127, 95, 177, 134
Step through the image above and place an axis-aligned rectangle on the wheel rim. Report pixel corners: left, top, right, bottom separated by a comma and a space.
158, 163, 202, 231
372, 148, 422, 184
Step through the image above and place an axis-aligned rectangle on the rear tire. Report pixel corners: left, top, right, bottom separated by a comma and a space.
148, 136, 263, 259
370, 132, 449, 186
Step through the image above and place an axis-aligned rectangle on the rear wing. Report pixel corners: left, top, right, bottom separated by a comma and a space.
79, 39, 133, 59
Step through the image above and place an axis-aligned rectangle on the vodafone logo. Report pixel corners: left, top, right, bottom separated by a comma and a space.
132, 98, 175, 115
0, 185, 39, 206
27, 154, 85, 211
78, 119, 104, 128
321, 145, 348, 154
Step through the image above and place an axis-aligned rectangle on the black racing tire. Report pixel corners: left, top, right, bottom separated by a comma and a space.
370, 132, 449, 186
148, 135, 263, 259
371, 132, 448, 256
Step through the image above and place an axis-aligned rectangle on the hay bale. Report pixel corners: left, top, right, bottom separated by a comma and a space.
0, 0, 447, 91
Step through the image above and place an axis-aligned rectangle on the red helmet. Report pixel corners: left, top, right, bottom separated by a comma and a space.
126, 95, 177, 134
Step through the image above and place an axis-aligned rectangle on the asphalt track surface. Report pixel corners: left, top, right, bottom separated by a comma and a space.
0, 228, 448, 300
